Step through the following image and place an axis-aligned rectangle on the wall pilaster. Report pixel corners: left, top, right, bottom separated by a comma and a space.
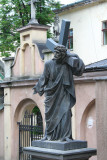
96, 80, 107, 160
4, 88, 11, 160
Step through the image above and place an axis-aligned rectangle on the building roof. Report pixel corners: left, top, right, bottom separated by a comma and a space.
54, 0, 100, 13
35, 43, 48, 60
85, 59, 107, 72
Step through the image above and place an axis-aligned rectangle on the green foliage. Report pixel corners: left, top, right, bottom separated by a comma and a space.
0, 0, 60, 57
32, 106, 43, 135
32, 106, 40, 115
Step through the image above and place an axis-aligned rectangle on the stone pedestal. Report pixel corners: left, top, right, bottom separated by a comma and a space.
23, 140, 97, 160
32, 140, 87, 151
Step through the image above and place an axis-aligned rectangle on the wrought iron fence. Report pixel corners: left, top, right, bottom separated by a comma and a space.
17, 110, 43, 160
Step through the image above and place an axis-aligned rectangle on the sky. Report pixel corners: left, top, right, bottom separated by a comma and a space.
59, 0, 77, 5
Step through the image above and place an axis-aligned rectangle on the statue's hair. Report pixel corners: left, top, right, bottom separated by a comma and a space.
54, 45, 67, 53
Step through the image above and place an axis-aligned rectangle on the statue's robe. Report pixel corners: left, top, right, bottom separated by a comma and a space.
33, 53, 85, 141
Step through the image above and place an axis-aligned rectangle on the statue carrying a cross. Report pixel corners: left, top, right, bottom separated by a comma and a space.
33, 20, 85, 141
28, 0, 39, 24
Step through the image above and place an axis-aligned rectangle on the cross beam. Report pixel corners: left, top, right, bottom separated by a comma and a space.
46, 19, 70, 52
28, 0, 39, 24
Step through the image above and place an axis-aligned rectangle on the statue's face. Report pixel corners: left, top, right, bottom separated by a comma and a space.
54, 47, 66, 60
54, 49, 62, 59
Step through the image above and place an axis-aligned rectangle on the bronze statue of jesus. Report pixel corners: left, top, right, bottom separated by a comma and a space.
33, 45, 85, 142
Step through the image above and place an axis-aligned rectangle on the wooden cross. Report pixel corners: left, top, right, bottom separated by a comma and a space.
28, 0, 39, 24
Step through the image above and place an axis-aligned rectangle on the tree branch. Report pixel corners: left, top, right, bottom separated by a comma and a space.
18, 1, 25, 26
20, 0, 29, 23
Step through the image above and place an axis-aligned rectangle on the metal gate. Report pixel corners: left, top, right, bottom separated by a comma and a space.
17, 110, 43, 160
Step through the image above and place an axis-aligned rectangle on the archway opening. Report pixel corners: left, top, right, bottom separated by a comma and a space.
14, 98, 44, 160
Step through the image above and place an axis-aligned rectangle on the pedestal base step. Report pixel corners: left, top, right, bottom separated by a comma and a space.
32, 140, 87, 151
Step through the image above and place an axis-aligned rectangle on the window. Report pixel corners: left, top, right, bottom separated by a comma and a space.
102, 21, 107, 45
67, 29, 73, 50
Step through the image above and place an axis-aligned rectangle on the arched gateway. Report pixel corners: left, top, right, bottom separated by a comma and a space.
14, 98, 43, 160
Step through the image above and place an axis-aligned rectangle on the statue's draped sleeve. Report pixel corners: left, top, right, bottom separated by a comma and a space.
33, 62, 50, 96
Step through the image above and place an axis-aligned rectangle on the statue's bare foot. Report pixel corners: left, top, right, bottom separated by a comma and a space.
65, 137, 73, 142
60, 138, 66, 142
41, 136, 47, 141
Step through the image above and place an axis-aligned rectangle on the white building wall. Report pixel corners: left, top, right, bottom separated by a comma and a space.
58, 1, 107, 65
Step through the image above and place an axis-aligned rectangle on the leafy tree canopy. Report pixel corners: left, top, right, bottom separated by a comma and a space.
0, 0, 60, 57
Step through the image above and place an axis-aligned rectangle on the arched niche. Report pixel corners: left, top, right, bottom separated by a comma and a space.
80, 99, 97, 150
22, 43, 31, 51
22, 43, 32, 76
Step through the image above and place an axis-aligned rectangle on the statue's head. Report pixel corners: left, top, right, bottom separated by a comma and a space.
54, 45, 67, 60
